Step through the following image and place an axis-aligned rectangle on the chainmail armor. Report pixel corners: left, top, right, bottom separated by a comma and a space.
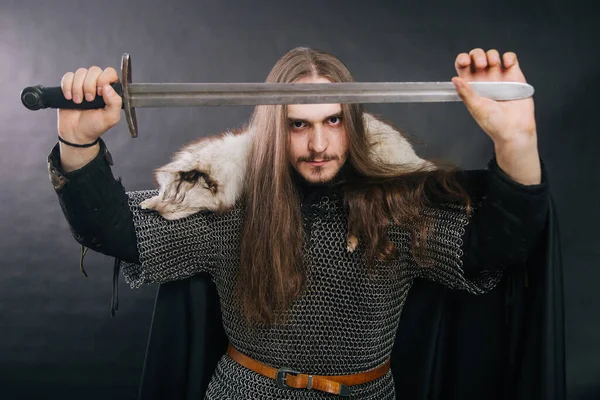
120, 189, 501, 399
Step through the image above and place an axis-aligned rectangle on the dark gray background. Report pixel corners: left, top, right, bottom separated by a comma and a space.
1, 0, 597, 399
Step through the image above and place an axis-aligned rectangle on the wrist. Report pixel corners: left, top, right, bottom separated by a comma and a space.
494, 141, 542, 186
59, 141, 101, 173
58, 129, 99, 145
58, 135, 100, 148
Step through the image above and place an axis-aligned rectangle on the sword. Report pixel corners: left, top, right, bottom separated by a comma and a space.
20, 53, 534, 138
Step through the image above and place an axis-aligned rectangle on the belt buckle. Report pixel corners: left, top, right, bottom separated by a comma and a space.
275, 366, 352, 397
275, 367, 300, 389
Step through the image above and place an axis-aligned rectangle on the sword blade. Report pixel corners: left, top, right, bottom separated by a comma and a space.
128, 81, 533, 107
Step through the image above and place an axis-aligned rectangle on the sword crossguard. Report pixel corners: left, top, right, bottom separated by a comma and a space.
121, 53, 138, 138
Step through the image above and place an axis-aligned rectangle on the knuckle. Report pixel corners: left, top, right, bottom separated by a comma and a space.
103, 67, 119, 82
61, 72, 74, 85
75, 67, 87, 75
100, 68, 117, 83
88, 66, 102, 76
456, 53, 470, 66
486, 50, 500, 65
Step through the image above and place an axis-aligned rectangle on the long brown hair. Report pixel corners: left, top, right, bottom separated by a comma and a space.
238, 47, 471, 326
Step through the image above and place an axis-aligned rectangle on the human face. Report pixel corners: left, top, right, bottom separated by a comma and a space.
287, 76, 348, 184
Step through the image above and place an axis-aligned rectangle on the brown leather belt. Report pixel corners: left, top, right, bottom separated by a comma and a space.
226, 344, 391, 397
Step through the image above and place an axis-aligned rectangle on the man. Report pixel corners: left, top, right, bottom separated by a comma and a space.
48, 47, 564, 399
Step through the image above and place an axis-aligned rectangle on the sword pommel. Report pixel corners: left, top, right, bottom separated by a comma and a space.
20, 83, 123, 110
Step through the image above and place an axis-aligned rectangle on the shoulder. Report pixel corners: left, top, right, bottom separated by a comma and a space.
424, 156, 550, 217
419, 167, 490, 206
451, 168, 490, 199
426, 155, 550, 204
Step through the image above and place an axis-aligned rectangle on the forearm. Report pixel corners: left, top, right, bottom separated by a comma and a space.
494, 135, 542, 186
49, 139, 140, 264
59, 141, 101, 173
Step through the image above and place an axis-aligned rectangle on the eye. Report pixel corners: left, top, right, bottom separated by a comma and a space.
328, 116, 342, 125
180, 170, 201, 182
290, 120, 306, 129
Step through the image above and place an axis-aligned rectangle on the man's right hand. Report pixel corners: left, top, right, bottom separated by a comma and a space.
58, 66, 122, 144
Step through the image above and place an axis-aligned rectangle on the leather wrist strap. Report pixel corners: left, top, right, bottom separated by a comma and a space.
227, 344, 390, 397
58, 135, 100, 148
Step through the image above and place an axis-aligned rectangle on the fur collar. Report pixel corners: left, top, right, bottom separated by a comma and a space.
140, 112, 434, 220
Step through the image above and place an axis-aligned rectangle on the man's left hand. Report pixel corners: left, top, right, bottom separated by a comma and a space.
452, 48, 541, 185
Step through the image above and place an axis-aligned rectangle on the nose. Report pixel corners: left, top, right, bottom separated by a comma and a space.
308, 124, 328, 153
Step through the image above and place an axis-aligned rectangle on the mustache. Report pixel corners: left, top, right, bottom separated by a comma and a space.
297, 153, 339, 163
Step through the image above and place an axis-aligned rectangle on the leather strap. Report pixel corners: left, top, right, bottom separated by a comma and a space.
227, 344, 391, 396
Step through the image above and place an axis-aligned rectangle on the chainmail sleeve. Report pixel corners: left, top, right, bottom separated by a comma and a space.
406, 157, 549, 295
118, 189, 217, 288
389, 202, 503, 295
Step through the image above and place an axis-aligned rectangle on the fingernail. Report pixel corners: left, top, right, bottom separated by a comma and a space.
97, 86, 102, 96
65, 91, 71, 100
73, 95, 81, 103
85, 93, 93, 102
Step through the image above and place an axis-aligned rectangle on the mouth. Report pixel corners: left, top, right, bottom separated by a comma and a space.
306, 160, 331, 166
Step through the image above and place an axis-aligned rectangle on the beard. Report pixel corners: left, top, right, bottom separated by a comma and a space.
304, 166, 334, 184
290, 156, 355, 192
293, 152, 345, 185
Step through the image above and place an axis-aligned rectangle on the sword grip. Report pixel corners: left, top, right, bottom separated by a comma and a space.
20, 83, 123, 110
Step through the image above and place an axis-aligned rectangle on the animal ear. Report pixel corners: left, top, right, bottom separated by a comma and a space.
140, 168, 199, 219
154, 169, 195, 202
153, 168, 178, 192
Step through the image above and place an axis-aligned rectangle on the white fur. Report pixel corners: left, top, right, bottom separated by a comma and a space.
363, 113, 435, 171
140, 113, 433, 220
140, 131, 251, 219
